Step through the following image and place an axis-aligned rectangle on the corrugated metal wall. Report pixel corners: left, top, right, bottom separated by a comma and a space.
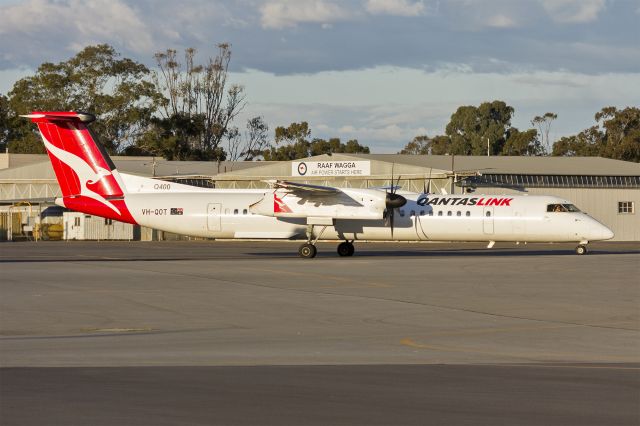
63, 213, 134, 240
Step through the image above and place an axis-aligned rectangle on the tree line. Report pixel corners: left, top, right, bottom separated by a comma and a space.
399, 101, 639, 162
0, 44, 638, 162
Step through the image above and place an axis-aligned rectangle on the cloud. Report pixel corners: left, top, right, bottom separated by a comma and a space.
365, 0, 429, 17
486, 14, 518, 28
0, 0, 153, 53
260, 0, 351, 29
541, 0, 606, 23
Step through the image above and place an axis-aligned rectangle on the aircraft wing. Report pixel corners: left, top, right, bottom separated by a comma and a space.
252, 180, 388, 218
265, 180, 341, 194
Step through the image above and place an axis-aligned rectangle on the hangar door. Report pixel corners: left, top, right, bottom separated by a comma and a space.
207, 203, 221, 231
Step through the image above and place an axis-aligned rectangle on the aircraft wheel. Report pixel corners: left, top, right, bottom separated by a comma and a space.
337, 242, 354, 257
299, 243, 317, 258
575, 245, 588, 255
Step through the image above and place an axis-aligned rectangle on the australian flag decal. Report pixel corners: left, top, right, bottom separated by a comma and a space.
170, 208, 183, 215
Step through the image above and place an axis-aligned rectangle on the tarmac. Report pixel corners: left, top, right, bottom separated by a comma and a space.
1, 240, 639, 425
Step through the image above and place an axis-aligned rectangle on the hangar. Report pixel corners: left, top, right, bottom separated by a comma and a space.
1, 151, 638, 241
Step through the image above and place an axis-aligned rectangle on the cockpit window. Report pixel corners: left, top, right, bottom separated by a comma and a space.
547, 204, 566, 212
547, 203, 581, 213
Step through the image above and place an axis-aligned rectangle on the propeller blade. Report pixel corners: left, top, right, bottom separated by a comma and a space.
389, 209, 394, 238
389, 163, 395, 194
424, 167, 432, 194
394, 174, 401, 195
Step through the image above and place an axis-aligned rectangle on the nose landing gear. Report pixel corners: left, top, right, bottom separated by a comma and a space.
575, 244, 588, 255
298, 243, 317, 258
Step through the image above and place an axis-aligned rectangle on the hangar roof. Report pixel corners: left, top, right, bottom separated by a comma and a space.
0, 156, 270, 181
345, 154, 640, 176
0, 153, 638, 181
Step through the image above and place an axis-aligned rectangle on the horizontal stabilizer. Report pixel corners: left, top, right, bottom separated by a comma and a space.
20, 112, 95, 123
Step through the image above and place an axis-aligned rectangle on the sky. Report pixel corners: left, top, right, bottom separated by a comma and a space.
0, 0, 639, 153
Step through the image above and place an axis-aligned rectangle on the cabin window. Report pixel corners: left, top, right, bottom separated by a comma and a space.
618, 201, 634, 214
243, 209, 248, 215
225, 209, 229, 215
428, 210, 433, 216
420, 210, 425, 216
410, 210, 415, 217
399, 209, 405, 217
456, 211, 462, 217
466, 211, 471, 217
438, 211, 443, 216
447, 211, 452, 216
486, 211, 491, 217
234, 209, 239, 215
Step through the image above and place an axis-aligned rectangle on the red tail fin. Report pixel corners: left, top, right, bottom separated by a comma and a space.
24, 112, 136, 223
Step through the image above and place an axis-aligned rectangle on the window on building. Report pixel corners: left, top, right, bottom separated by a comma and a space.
74, 217, 80, 227
104, 218, 113, 225
618, 201, 635, 214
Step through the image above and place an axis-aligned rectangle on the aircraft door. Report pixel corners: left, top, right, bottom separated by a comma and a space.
513, 210, 525, 237
483, 207, 494, 234
207, 203, 221, 231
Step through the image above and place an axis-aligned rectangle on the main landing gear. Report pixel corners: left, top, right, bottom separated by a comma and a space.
297, 224, 356, 259
337, 241, 355, 257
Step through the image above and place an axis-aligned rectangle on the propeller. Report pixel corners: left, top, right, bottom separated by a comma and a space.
384, 164, 407, 237
423, 167, 432, 194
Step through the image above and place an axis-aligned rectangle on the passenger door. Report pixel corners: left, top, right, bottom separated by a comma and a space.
207, 203, 221, 231
483, 207, 494, 234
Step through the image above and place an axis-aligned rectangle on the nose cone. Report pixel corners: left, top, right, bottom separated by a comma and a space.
599, 225, 615, 241
589, 221, 614, 241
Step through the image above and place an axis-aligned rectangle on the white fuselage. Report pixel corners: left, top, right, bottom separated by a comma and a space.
115, 173, 614, 244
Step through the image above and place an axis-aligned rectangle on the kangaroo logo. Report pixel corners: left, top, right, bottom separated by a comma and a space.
41, 127, 121, 215
273, 193, 292, 213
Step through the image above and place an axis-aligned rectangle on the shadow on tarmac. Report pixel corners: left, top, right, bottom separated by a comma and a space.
1, 247, 639, 263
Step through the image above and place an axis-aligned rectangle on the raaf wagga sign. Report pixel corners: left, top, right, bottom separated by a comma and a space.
292, 161, 371, 177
